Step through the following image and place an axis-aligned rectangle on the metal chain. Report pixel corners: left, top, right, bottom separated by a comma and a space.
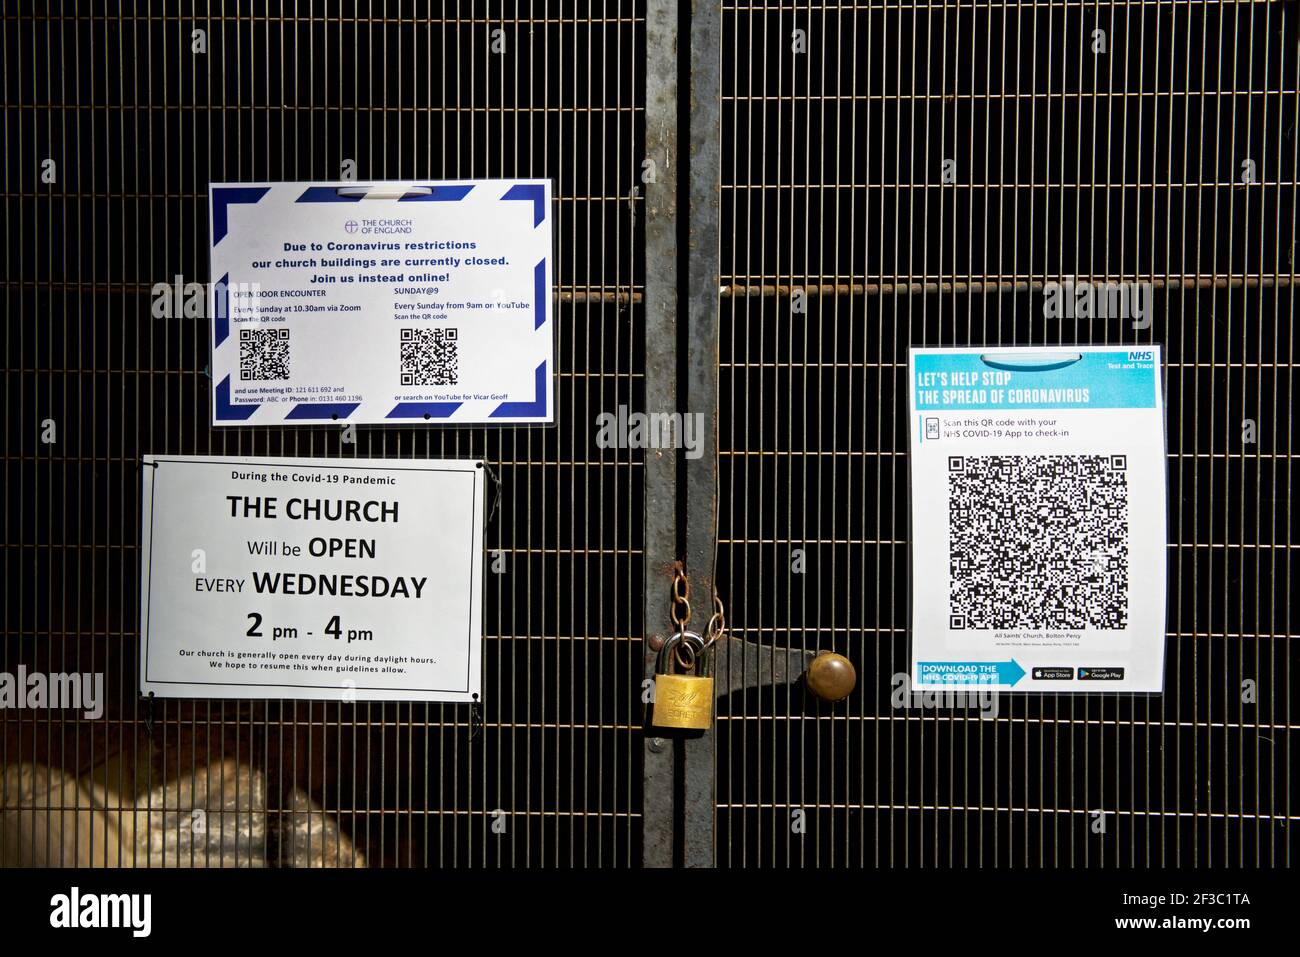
672, 637, 697, 672
703, 593, 727, 650
670, 560, 691, 632
670, 561, 727, 658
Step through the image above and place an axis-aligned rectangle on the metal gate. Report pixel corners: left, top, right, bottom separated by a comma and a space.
700, 0, 1295, 867
3, 4, 645, 868
2, 2, 1295, 869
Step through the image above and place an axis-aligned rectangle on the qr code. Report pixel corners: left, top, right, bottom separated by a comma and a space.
948, 454, 1129, 630
400, 327, 459, 386
239, 328, 290, 380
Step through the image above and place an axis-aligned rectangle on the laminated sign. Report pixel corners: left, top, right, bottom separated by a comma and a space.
908, 346, 1167, 692
139, 455, 484, 702
208, 180, 553, 426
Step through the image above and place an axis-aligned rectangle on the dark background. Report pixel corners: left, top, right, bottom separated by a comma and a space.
3, 2, 646, 868
2, 1, 1295, 867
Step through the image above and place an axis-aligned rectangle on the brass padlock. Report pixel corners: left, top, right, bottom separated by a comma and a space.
652, 631, 714, 730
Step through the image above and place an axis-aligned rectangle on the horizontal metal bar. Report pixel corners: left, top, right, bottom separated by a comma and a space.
722, 276, 1299, 298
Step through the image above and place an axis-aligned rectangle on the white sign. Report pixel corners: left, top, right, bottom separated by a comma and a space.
208, 180, 553, 426
908, 345, 1167, 693
139, 455, 484, 702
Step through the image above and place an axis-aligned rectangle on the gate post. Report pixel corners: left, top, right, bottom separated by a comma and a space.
681, 0, 723, 870
642, 0, 722, 868
642, 0, 682, 869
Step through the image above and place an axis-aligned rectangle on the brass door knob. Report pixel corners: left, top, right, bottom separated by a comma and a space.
806, 652, 856, 701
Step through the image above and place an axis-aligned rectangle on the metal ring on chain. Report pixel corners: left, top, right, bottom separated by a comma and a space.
702, 613, 723, 648
672, 563, 690, 600
671, 562, 692, 631
672, 638, 697, 671
702, 596, 727, 649
671, 596, 692, 630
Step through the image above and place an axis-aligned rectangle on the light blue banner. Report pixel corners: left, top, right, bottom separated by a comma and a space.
917, 660, 1026, 686
913, 349, 1159, 411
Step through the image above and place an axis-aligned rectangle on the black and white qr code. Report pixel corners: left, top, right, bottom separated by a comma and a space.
238, 328, 290, 381
400, 327, 459, 386
948, 454, 1129, 630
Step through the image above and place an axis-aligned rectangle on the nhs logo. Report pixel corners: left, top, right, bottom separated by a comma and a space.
1128, 350, 1154, 362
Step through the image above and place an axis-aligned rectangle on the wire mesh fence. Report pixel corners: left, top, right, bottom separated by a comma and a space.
716, 0, 1294, 866
1, 4, 645, 868
0, 1, 1293, 869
